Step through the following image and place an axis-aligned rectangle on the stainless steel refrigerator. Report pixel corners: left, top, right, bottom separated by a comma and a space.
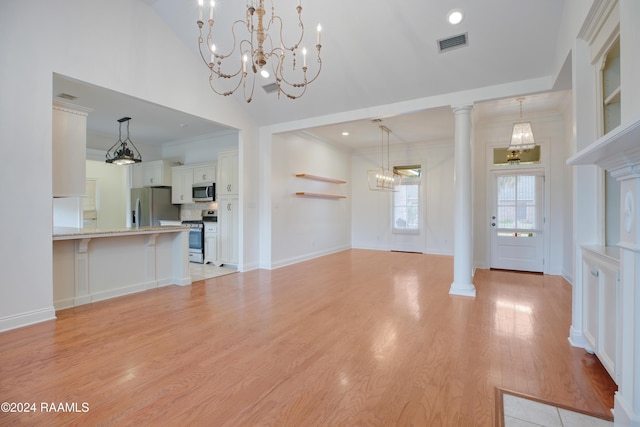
130, 187, 180, 227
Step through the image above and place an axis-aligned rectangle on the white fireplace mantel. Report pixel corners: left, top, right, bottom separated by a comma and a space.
567, 115, 640, 175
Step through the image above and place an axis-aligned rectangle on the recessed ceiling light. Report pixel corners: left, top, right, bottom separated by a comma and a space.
342, 131, 349, 136
260, 69, 270, 78
448, 10, 463, 25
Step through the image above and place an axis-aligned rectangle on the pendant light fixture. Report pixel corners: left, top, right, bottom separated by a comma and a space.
506, 97, 535, 164
196, 0, 322, 102
105, 117, 142, 165
367, 125, 401, 191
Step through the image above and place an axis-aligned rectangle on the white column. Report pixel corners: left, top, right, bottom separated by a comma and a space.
449, 105, 476, 297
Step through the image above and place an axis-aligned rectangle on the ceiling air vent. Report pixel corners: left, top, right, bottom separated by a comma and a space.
57, 93, 78, 101
437, 33, 468, 53
262, 83, 279, 94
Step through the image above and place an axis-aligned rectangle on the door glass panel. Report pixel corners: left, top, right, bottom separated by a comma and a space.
496, 175, 542, 231
393, 182, 420, 234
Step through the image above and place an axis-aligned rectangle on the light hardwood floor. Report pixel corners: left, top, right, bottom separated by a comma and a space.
0, 250, 616, 426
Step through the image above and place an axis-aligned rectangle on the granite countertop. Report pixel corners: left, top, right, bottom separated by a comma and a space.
53, 225, 190, 240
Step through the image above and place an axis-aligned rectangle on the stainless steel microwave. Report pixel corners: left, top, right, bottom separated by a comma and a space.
192, 182, 215, 202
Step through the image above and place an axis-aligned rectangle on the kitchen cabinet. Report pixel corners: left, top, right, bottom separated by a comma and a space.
217, 150, 239, 195
52, 101, 91, 197
581, 246, 620, 383
131, 160, 180, 188
142, 160, 177, 187
218, 195, 238, 266
204, 222, 219, 265
216, 150, 239, 266
171, 165, 193, 204
193, 163, 216, 184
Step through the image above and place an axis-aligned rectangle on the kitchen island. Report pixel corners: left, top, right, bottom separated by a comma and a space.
53, 225, 191, 310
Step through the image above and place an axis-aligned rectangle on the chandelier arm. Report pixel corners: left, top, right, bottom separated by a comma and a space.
275, 80, 308, 100
271, 15, 304, 52
276, 54, 322, 88
105, 122, 124, 161
123, 137, 142, 160
208, 69, 246, 97
242, 64, 257, 103
105, 140, 124, 160
199, 19, 247, 66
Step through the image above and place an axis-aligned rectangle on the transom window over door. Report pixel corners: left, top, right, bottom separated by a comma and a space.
393, 165, 421, 234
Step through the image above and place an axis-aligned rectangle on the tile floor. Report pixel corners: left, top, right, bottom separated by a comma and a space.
503, 393, 613, 427
189, 262, 236, 282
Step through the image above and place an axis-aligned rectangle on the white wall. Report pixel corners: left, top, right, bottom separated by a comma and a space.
270, 133, 351, 268
0, 0, 259, 331
351, 142, 455, 255
85, 160, 128, 230
561, 97, 575, 283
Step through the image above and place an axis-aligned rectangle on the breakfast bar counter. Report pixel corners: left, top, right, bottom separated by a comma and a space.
53, 225, 191, 310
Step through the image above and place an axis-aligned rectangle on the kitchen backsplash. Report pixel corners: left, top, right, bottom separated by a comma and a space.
180, 201, 218, 221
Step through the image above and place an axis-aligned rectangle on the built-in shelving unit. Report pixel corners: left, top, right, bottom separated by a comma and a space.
295, 173, 347, 184
295, 173, 347, 199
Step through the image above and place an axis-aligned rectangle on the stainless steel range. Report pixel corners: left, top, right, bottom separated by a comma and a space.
182, 220, 204, 263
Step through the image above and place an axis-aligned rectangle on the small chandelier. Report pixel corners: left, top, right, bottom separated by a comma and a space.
367, 125, 401, 191
106, 117, 142, 165
196, 0, 322, 102
507, 97, 535, 164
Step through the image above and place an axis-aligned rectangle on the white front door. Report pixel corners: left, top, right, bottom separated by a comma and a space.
490, 171, 544, 272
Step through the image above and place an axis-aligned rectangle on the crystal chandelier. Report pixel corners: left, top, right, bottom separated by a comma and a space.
507, 97, 535, 164
105, 117, 142, 165
197, 0, 322, 102
367, 126, 401, 191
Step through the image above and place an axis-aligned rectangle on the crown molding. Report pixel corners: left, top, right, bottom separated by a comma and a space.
578, 0, 618, 43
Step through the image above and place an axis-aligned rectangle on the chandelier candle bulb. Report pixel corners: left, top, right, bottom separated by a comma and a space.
209, 0, 214, 20
303, 47, 307, 67
317, 24, 321, 45
198, 0, 203, 22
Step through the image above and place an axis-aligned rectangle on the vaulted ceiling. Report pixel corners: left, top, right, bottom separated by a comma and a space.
54, 0, 571, 150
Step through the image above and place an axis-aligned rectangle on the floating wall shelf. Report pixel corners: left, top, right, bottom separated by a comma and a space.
295, 192, 346, 199
295, 174, 347, 184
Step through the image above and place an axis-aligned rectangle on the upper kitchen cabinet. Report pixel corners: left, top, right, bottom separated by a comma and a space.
131, 160, 179, 188
143, 160, 178, 187
52, 101, 91, 197
217, 150, 239, 195
193, 163, 216, 184
171, 165, 193, 204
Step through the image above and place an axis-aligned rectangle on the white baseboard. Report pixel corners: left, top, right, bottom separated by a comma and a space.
54, 297, 75, 311
171, 276, 192, 286
271, 245, 350, 270
239, 261, 259, 272
90, 282, 150, 303
614, 392, 639, 427
0, 306, 56, 333
568, 325, 587, 349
